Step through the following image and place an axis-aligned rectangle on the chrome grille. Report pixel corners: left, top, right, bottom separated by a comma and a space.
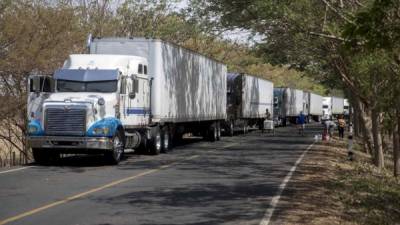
45, 107, 86, 136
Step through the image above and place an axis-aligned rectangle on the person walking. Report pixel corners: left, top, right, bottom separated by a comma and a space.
338, 115, 346, 139
297, 111, 306, 136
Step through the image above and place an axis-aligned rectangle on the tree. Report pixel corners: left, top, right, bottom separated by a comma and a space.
189, 0, 395, 170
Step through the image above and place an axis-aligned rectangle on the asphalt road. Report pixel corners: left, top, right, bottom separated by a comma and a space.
0, 124, 322, 225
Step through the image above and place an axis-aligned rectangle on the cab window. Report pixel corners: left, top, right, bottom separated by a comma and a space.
138, 64, 143, 74
30, 76, 53, 92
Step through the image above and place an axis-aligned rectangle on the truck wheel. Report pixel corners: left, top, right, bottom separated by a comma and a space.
32, 148, 50, 165
209, 123, 217, 142
149, 126, 162, 155
106, 131, 124, 164
161, 127, 171, 153
216, 122, 221, 141
228, 121, 234, 137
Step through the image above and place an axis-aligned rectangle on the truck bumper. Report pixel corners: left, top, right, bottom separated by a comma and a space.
27, 136, 113, 151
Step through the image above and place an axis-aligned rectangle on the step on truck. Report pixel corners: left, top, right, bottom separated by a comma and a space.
224, 73, 274, 135
27, 37, 227, 164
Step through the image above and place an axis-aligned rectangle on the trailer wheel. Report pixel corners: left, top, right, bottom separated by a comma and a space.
161, 127, 171, 153
149, 126, 162, 155
216, 122, 221, 141
105, 130, 124, 164
228, 121, 234, 137
243, 121, 248, 134
209, 123, 217, 142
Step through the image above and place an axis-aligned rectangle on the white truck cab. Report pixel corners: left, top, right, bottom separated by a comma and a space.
27, 54, 150, 164
322, 97, 332, 121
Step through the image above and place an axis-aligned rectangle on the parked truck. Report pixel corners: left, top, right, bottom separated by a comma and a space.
306, 92, 323, 122
27, 37, 227, 164
344, 98, 350, 119
273, 87, 303, 126
225, 73, 274, 135
322, 96, 345, 121
322, 97, 332, 121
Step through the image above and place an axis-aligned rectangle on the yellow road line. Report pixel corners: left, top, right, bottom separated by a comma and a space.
0, 154, 200, 225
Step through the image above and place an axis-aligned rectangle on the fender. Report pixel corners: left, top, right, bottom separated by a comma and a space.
27, 119, 45, 136
87, 117, 122, 137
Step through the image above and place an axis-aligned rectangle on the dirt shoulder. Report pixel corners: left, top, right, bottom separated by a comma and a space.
270, 138, 400, 225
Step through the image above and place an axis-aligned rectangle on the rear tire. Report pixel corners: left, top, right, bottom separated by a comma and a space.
209, 123, 217, 142
105, 130, 124, 165
161, 127, 171, 153
216, 122, 221, 141
149, 126, 162, 155
228, 121, 234, 137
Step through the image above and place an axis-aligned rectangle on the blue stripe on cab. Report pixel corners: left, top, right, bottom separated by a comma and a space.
126, 108, 150, 115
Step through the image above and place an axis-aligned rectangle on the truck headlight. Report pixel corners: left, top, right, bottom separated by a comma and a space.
92, 127, 110, 135
28, 125, 38, 134
27, 120, 43, 135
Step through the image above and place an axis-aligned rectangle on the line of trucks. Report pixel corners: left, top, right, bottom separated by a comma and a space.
27, 37, 348, 164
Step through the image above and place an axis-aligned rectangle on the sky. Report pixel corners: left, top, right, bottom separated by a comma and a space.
171, 0, 263, 45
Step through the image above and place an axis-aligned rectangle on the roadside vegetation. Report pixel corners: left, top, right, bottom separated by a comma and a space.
275, 138, 400, 225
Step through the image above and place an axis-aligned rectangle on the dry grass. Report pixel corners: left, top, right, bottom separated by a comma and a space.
271, 137, 400, 225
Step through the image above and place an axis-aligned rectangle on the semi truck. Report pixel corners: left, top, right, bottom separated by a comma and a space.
322, 96, 344, 121
322, 97, 332, 121
344, 98, 350, 118
273, 87, 303, 126
27, 37, 227, 164
225, 73, 274, 135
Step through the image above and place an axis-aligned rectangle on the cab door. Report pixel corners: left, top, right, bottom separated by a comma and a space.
119, 63, 150, 127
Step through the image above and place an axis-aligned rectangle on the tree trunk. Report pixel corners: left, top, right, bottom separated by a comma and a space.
371, 108, 384, 169
394, 111, 400, 177
354, 98, 373, 154
350, 95, 360, 138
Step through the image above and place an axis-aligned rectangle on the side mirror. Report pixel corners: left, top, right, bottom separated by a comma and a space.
128, 92, 136, 99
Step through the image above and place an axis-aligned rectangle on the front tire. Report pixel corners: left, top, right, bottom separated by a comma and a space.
105, 131, 124, 164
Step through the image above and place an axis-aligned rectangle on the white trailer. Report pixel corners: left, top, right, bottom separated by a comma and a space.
332, 96, 345, 115
308, 92, 323, 121
273, 87, 303, 126
27, 37, 227, 164
225, 73, 274, 135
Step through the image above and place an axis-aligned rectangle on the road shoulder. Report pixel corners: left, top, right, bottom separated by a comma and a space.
269, 138, 400, 225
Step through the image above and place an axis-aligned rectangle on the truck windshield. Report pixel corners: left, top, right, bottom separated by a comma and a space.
57, 80, 117, 92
